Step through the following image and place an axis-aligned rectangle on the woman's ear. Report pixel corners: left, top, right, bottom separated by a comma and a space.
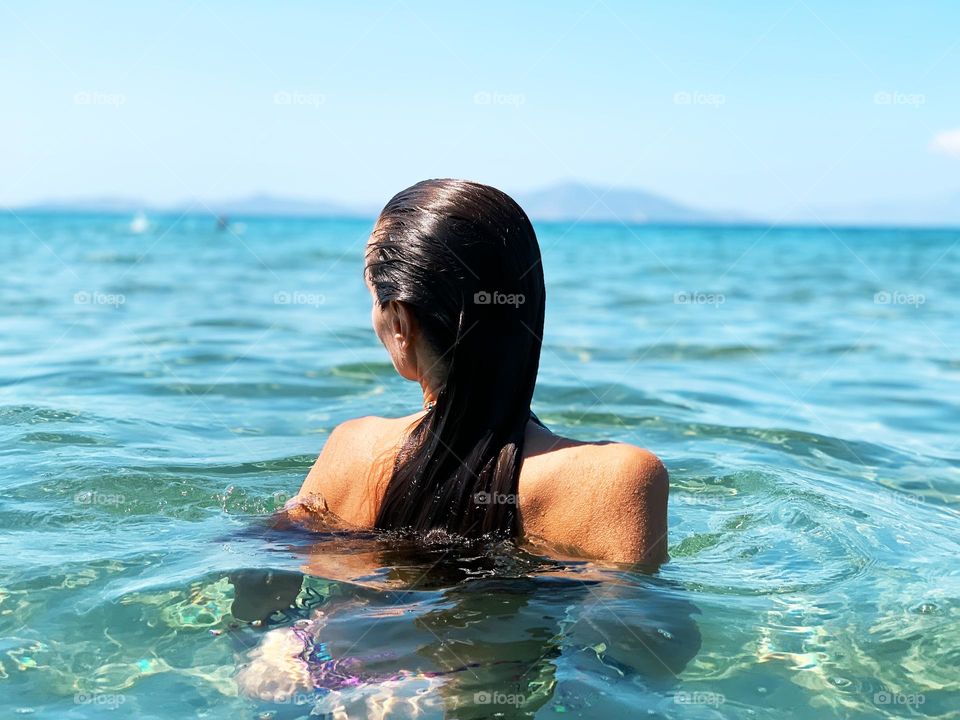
390, 301, 417, 350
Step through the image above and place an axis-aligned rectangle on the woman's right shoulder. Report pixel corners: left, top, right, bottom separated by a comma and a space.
519, 428, 668, 564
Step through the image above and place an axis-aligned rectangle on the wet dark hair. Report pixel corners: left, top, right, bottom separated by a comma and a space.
365, 179, 545, 537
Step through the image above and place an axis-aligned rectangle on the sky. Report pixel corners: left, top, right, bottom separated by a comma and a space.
2, 0, 959, 220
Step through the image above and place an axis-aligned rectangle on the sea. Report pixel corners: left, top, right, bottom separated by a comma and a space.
1, 213, 957, 718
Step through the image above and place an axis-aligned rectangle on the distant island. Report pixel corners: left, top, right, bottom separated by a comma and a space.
514, 182, 744, 224
10, 182, 960, 227
9, 182, 742, 225
14, 193, 365, 220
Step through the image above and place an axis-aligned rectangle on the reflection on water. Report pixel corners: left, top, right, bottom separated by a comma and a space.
224, 526, 702, 718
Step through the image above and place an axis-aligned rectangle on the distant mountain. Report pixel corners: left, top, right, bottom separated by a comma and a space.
20, 197, 150, 214
12, 183, 739, 224
515, 181, 735, 224
15, 194, 369, 219
20, 184, 960, 227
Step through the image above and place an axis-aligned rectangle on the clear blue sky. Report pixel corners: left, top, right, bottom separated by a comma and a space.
2, 1, 958, 218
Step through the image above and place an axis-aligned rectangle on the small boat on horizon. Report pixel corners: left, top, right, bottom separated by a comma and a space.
130, 211, 149, 234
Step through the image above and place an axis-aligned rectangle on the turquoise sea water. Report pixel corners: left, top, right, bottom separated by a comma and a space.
1, 213, 958, 718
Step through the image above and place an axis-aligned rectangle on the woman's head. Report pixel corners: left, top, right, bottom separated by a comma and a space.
364, 179, 545, 537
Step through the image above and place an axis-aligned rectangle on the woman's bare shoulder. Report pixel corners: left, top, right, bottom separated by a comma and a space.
326, 414, 415, 453
295, 414, 419, 525
518, 425, 668, 565
521, 422, 666, 485
292, 415, 668, 564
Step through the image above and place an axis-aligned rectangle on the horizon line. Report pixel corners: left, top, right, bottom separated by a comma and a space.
3, 205, 958, 233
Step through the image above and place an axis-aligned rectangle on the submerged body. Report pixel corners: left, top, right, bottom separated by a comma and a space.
291, 412, 668, 564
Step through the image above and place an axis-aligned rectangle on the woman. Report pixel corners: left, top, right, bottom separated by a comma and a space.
287, 179, 667, 564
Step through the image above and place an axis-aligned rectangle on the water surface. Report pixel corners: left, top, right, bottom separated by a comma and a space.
1, 214, 958, 718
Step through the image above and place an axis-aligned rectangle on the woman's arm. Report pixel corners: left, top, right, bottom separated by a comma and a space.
601, 446, 669, 564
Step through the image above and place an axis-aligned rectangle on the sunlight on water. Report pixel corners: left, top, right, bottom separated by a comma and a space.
0, 214, 958, 718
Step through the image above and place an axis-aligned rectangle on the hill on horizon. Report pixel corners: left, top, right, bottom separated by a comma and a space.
14, 183, 960, 227
12, 182, 735, 225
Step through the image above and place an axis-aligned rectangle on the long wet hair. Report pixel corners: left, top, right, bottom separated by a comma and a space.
366, 179, 546, 538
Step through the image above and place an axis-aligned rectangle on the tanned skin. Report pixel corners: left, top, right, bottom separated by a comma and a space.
292, 413, 668, 565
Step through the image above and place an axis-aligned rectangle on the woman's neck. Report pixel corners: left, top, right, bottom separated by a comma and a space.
420, 377, 439, 410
